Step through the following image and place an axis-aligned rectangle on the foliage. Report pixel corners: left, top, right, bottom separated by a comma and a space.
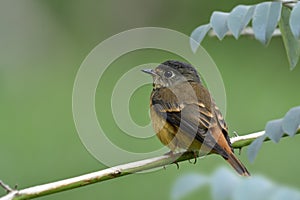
279, 6, 300, 68
171, 168, 300, 200
190, 1, 300, 69
248, 106, 300, 162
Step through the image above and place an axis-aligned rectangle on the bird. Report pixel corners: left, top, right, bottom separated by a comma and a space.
142, 60, 250, 176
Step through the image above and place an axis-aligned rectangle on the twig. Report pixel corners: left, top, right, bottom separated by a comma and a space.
0, 129, 299, 200
280, 0, 298, 9
208, 27, 282, 38
0, 181, 13, 194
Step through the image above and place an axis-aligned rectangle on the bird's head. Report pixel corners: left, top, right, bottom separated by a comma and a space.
142, 60, 201, 89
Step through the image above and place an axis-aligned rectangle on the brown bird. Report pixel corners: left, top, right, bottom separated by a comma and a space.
142, 60, 250, 176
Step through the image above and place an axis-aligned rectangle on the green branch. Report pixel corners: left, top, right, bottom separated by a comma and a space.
0, 130, 299, 200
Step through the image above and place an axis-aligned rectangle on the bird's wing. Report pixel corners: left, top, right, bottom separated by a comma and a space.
212, 101, 233, 152
152, 93, 229, 159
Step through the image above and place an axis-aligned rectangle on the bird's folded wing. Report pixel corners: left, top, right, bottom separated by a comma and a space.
152, 99, 229, 159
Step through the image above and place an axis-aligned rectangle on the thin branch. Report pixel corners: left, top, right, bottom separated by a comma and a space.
281, 0, 298, 3
280, 0, 298, 9
0, 181, 13, 194
1, 129, 299, 200
208, 27, 282, 38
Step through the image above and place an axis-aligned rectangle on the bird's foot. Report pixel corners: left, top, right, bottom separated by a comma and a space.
233, 131, 239, 137
173, 161, 180, 169
237, 147, 242, 155
163, 151, 180, 169
188, 151, 199, 164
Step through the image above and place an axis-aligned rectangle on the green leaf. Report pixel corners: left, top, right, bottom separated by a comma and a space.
271, 188, 300, 200
210, 12, 230, 40
265, 119, 284, 143
211, 168, 239, 200
279, 6, 300, 70
190, 24, 211, 53
228, 5, 255, 39
247, 105, 300, 163
171, 173, 208, 200
279, 7, 300, 70
282, 106, 300, 136
290, 2, 300, 39
171, 168, 300, 200
252, 2, 282, 45
247, 135, 266, 163
232, 176, 276, 200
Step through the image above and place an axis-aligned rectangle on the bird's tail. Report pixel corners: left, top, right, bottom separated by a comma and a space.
226, 153, 250, 176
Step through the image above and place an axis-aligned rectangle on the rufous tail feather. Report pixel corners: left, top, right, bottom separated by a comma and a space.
226, 153, 250, 176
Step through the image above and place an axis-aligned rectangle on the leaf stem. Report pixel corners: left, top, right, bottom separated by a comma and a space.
208, 27, 282, 37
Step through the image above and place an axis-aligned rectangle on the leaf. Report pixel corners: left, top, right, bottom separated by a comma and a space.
279, 6, 300, 70
282, 106, 300, 136
271, 188, 300, 200
290, 2, 300, 39
252, 2, 282, 45
232, 176, 277, 200
211, 168, 240, 200
190, 24, 211, 53
247, 105, 300, 163
265, 119, 284, 143
171, 173, 208, 200
247, 135, 266, 163
228, 5, 255, 39
210, 12, 230, 40
171, 168, 300, 200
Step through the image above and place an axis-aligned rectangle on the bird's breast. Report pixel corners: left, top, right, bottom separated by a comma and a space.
150, 105, 177, 151
150, 105, 202, 151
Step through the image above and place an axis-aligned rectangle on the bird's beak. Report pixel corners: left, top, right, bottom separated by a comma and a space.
141, 69, 157, 76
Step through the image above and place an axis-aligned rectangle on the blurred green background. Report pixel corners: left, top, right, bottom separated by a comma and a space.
1, 0, 300, 199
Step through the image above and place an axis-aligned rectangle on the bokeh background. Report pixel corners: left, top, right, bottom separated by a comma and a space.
1, 0, 300, 199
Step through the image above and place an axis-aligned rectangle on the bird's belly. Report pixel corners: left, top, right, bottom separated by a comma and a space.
157, 125, 203, 151
150, 108, 202, 151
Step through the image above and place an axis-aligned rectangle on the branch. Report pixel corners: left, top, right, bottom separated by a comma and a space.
280, 0, 298, 9
208, 27, 282, 38
0, 181, 13, 194
1, 129, 299, 200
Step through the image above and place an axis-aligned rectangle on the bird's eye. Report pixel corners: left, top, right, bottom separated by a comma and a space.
164, 71, 173, 78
